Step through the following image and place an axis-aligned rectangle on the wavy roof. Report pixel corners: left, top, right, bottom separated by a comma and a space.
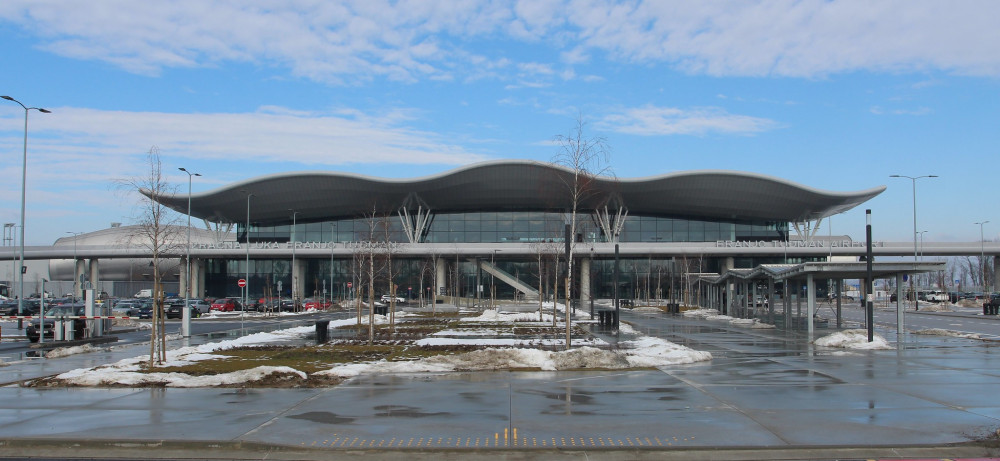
154, 160, 885, 225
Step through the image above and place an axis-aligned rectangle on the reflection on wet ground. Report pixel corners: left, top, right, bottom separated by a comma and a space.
1, 309, 999, 452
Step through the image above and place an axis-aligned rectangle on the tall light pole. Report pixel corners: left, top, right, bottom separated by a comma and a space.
288, 209, 299, 309
976, 221, 990, 294
66, 231, 83, 300
179, 167, 201, 338
4, 223, 15, 299
330, 223, 336, 305
917, 230, 928, 292
890, 174, 937, 311
241, 190, 252, 332
3, 95, 50, 329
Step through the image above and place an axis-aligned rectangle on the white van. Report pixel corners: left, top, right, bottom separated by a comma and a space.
134, 289, 153, 298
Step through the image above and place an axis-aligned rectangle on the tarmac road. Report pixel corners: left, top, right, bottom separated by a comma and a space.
0, 308, 999, 460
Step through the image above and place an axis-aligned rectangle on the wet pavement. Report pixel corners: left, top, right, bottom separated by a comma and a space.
1, 309, 1000, 460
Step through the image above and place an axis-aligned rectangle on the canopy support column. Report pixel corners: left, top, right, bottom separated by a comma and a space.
807, 274, 816, 336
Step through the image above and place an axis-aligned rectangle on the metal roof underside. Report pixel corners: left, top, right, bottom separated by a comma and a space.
706, 261, 948, 283
153, 160, 886, 226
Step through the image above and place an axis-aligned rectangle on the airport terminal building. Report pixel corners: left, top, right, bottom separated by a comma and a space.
13, 160, 997, 313
145, 160, 892, 303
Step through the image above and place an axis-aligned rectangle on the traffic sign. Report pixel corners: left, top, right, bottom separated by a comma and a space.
238, 279, 247, 288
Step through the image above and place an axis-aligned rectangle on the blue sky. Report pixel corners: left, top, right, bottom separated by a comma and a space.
1, 1, 998, 245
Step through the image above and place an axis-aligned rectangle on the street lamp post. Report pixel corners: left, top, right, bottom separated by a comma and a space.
241, 190, 253, 331
890, 174, 937, 311
975, 221, 990, 294
178, 167, 201, 338
917, 230, 928, 291
330, 224, 336, 305
2, 95, 51, 329
289, 209, 299, 310
4, 224, 15, 299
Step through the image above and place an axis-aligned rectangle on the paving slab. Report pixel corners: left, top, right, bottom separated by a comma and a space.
0, 309, 999, 459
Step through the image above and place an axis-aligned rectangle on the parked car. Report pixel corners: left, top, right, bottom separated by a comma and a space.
302, 298, 331, 310
137, 301, 154, 319
923, 290, 949, 302
276, 298, 296, 312
210, 297, 242, 312
3, 299, 40, 316
0, 300, 19, 316
165, 299, 211, 319
112, 299, 144, 317
249, 297, 279, 312
380, 294, 405, 303
26, 304, 87, 342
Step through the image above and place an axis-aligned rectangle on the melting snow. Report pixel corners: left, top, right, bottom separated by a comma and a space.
913, 328, 981, 339
813, 329, 892, 350
45, 344, 106, 359
53, 309, 712, 387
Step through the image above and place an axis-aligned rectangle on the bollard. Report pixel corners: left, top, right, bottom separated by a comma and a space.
315, 320, 330, 344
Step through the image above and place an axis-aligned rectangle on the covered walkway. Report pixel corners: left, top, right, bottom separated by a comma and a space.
697, 261, 947, 336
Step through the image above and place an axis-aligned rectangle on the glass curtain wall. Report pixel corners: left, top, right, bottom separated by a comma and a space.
241, 213, 788, 244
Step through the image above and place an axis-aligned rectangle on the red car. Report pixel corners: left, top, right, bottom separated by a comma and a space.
302, 298, 331, 310
210, 298, 241, 312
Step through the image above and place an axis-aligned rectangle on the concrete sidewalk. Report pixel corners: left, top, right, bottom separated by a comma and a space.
1, 310, 999, 460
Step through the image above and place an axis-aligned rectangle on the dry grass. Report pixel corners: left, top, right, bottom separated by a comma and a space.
40, 311, 602, 388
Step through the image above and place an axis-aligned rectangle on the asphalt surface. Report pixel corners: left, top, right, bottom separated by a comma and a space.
1, 307, 1000, 460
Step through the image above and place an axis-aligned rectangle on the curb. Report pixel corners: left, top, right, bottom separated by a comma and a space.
0, 438, 997, 461
28, 335, 119, 350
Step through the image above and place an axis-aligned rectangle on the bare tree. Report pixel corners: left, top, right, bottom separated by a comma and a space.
423, 250, 442, 314
529, 241, 560, 323
552, 116, 612, 348
356, 207, 387, 345
115, 146, 182, 366
379, 212, 402, 333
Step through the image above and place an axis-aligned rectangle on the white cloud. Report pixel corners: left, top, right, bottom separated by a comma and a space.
1, 0, 998, 83
575, 0, 1000, 78
598, 105, 781, 136
0, 105, 487, 168
0, 105, 489, 243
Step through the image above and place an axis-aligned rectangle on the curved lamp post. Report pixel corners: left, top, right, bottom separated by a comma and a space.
890, 174, 937, 311
2, 95, 51, 329
179, 167, 201, 338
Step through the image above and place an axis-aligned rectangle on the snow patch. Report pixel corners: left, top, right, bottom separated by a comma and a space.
58, 365, 306, 387
916, 303, 954, 312
813, 329, 892, 350
913, 329, 981, 339
415, 337, 608, 347
45, 344, 105, 358
461, 309, 545, 323
682, 308, 719, 318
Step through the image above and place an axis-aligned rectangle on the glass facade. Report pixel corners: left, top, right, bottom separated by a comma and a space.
207, 212, 794, 300
241, 212, 787, 244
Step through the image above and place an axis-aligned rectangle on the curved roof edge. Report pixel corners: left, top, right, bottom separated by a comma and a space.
153, 160, 885, 225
